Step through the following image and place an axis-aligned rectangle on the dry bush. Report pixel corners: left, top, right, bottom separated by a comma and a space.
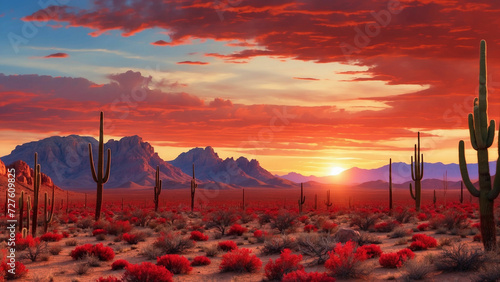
297, 233, 336, 265
271, 212, 299, 234
262, 235, 297, 255
434, 244, 485, 272
400, 259, 435, 281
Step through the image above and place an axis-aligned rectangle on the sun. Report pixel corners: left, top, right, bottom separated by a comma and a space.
329, 166, 345, 176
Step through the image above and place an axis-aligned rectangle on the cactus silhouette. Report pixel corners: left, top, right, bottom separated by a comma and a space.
153, 165, 162, 212
190, 163, 197, 212
241, 188, 245, 210
298, 183, 306, 213
32, 152, 41, 236
433, 190, 436, 207
26, 195, 31, 234
43, 184, 55, 233
459, 40, 500, 251
389, 158, 393, 211
89, 111, 111, 221
409, 132, 424, 211
325, 189, 332, 209
460, 181, 464, 204
18, 191, 24, 232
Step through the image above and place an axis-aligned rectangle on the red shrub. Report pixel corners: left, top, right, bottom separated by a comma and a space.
70, 243, 115, 261
379, 253, 402, 268
107, 220, 132, 235
40, 232, 63, 242
62, 231, 70, 238
373, 221, 398, 232
96, 276, 121, 282
227, 224, 248, 236
298, 215, 309, 223
123, 262, 173, 282
220, 248, 262, 273
411, 234, 437, 249
15, 234, 37, 251
93, 229, 108, 236
324, 241, 365, 276
254, 230, 267, 238
417, 223, 430, 231
397, 248, 415, 261
417, 212, 428, 221
218, 240, 238, 251
409, 240, 428, 251
156, 254, 192, 274
321, 221, 338, 233
265, 248, 304, 281
2, 261, 29, 280
111, 259, 130, 270
355, 244, 382, 259
191, 256, 211, 266
282, 270, 336, 282
122, 233, 140, 244
190, 231, 209, 241
472, 222, 481, 229
304, 224, 318, 233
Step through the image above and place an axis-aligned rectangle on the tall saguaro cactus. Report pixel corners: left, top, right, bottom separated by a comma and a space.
459, 40, 500, 251
325, 189, 332, 209
32, 152, 41, 236
389, 158, 393, 211
43, 184, 55, 233
460, 181, 464, 204
409, 132, 424, 211
153, 165, 162, 212
89, 112, 111, 221
190, 163, 197, 212
298, 183, 306, 213
18, 191, 24, 232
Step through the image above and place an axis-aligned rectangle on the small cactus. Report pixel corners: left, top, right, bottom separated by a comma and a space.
191, 164, 197, 212
43, 184, 55, 234
325, 190, 332, 209
18, 191, 24, 232
298, 183, 306, 213
153, 165, 162, 212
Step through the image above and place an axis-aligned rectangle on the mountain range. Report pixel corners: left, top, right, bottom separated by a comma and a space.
1, 134, 492, 191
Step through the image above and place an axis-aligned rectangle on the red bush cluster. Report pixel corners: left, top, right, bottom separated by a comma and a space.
122, 233, 140, 244
218, 240, 238, 252
157, 254, 192, 274
417, 212, 428, 221
1, 261, 29, 280
191, 256, 211, 266
40, 232, 63, 242
111, 259, 130, 270
92, 229, 108, 236
227, 224, 248, 236
355, 244, 382, 259
409, 234, 437, 251
304, 224, 318, 233
190, 231, 209, 241
325, 241, 366, 275
416, 223, 430, 231
282, 270, 335, 282
70, 243, 115, 261
379, 248, 415, 268
220, 248, 262, 273
264, 248, 304, 281
96, 276, 121, 282
123, 262, 173, 282
321, 221, 338, 233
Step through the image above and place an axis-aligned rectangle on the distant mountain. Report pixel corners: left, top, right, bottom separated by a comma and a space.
280, 161, 495, 185
1, 135, 191, 189
169, 146, 296, 188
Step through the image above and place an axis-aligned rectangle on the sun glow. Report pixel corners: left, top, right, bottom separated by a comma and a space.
329, 166, 345, 176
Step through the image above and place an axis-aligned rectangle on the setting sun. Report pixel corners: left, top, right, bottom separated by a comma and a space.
329, 166, 346, 176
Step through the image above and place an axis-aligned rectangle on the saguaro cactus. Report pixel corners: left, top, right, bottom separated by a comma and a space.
190, 164, 197, 212
459, 40, 500, 251
433, 190, 436, 207
325, 189, 332, 209
26, 196, 31, 234
460, 181, 464, 204
153, 165, 162, 212
18, 191, 24, 232
43, 185, 55, 233
389, 158, 393, 211
32, 152, 41, 236
89, 111, 111, 221
409, 132, 424, 211
298, 183, 306, 213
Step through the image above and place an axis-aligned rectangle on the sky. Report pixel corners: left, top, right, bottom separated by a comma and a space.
1, 0, 500, 177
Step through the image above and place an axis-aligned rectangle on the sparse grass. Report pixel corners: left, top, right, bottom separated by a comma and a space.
475, 264, 500, 282
205, 244, 220, 257
74, 262, 91, 275
297, 233, 336, 265
435, 243, 485, 272
262, 235, 297, 255
49, 244, 63, 255
65, 239, 78, 246
400, 259, 435, 281
389, 227, 412, 239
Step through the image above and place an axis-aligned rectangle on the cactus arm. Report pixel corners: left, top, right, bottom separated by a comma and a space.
468, 114, 479, 150
488, 129, 500, 200
458, 140, 480, 197
89, 144, 98, 183
103, 149, 111, 183
411, 156, 415, 181
487, 120, 495, 147
409, 183, 416, 200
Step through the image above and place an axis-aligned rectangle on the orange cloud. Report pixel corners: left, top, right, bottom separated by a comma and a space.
43, 52, 69, 58
177, 61, 209, 65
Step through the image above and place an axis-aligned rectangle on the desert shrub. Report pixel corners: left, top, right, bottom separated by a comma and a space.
355, 244, 382, 259
262, 235, 297, 255
85, 254, 102, 267
282, 270, 335, 282
434, 244, 485, 272
22, 238, 48, 262
410, 234, 437, 251
218, 240, 238, 252
416, 212, 428, 221
400, 259, 435, 281
70, 243, 115, 261
92, 229, 108, 236
111, 259, 130, 270
191, 256, 211, 266
49, 244, 63, 255
122, 262, 173, 282
388, 227, 413, 238
106, 220, 132, 235
122, 232, 147, 245
324, 241, 371, 279
379, 248, 415, 268
153, 232, 195, 254
297, 233, 336, 265
259, 212, 274, 225
321, 221, 338, 233
357, 232, 382, 245
417, 223, 430, 231
15, 234, 37, 251
264, 248, 304, 281
1, 261, 29, 280
227, 224, 248, 236
40, 232, 63, 242
304, 224, 318, 233
96, 276, 121, 282
393, 208, 413, 223
271, 212, 298, 234
205, 210, 237, 236
475, 264, 500, 282
190, 231, 208, 241
139, 245, 164, 260
350, 212, 380, 231
373, 221, 398, 233
204, 244, 220, 257
65, 238, 78, 246
157, 254, 192, 274
429, 211, 468, 231
77, 216, 94, 229
74, 262, 91, 275
220, 248, 262, 273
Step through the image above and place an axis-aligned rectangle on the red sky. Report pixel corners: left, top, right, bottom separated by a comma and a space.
1, 0, 500, 176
